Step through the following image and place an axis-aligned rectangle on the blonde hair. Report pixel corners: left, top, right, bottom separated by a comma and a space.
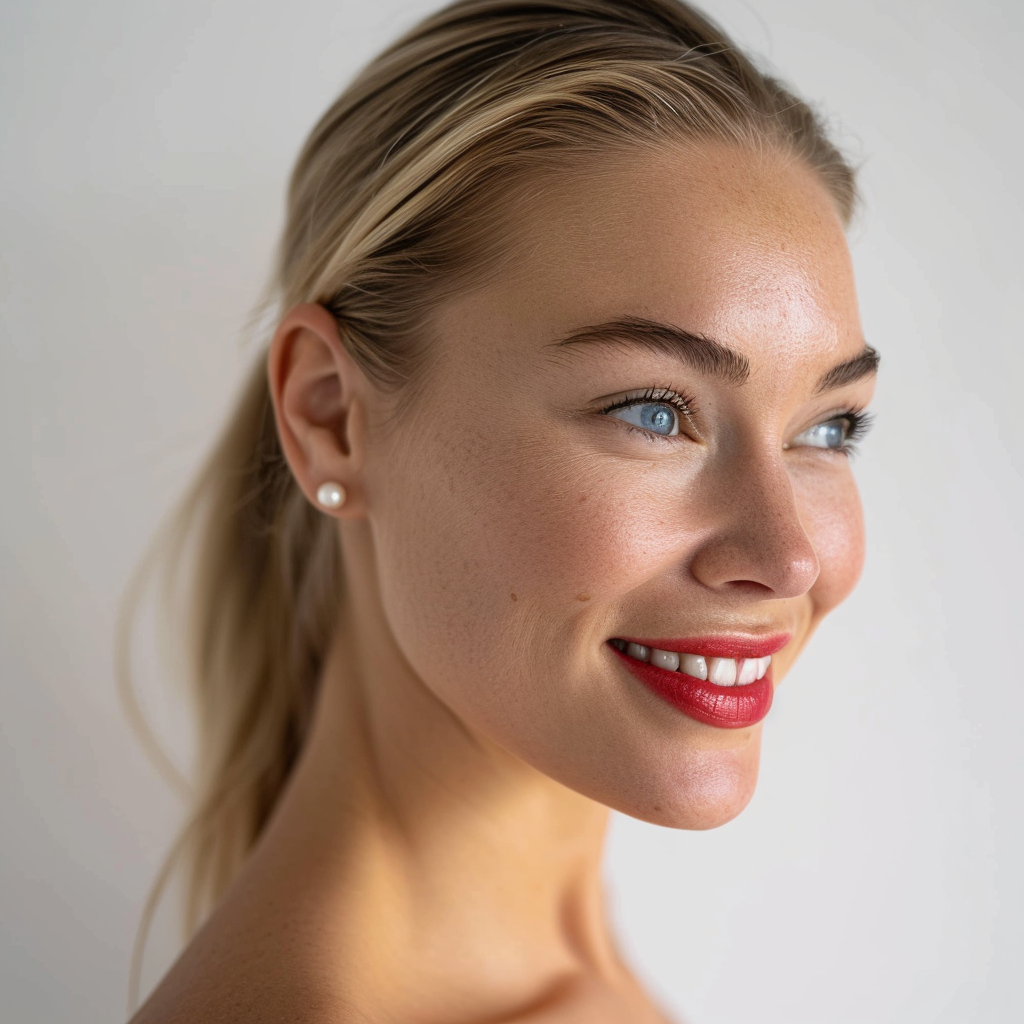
117, 0, 858, 993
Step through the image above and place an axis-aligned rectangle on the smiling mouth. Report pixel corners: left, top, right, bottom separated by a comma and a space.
609, 638, 770, 687
607, 633, 790, 728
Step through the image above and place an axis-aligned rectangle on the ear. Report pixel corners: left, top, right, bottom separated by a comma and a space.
266, 302, 369, 516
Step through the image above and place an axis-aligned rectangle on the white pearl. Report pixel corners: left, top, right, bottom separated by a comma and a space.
316, 482, 346, 509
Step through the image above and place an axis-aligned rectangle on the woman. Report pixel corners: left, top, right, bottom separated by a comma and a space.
123, 0, 878, 1020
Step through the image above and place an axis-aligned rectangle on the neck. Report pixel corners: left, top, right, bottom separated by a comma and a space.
248, 589, 622, 1016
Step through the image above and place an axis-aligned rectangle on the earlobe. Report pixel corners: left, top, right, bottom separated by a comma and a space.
266, 303, 367, 514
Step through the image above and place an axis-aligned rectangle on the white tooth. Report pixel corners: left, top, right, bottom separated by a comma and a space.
737, 658, 758, 685
679, 653, 707, 681
757, 656, 771, 679
627, 642, 650, 662
708, 657, 738, 686
649, 648, 680, 671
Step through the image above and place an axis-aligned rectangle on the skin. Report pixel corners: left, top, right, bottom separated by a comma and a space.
130, 142, 875, 1023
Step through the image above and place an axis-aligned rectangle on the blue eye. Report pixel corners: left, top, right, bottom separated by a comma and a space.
600, 387, 694, 441
787, 411, 873, 456
793, 418, 848, 449
608, 400, 680, 436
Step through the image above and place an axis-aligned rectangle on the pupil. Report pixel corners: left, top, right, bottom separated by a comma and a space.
644, 404, 674, 434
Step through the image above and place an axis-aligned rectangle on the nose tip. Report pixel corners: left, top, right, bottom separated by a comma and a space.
768, 545, 820, 598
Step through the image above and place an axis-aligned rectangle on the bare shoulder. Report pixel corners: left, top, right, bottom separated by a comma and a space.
128, 979, 370, 1024
126, 921, 360, 1024
127, 960, 680, 1024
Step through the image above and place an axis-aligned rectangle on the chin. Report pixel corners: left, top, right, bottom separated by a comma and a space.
610, 741, 762, 831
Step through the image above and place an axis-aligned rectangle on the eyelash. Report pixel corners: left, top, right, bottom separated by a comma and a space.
598, 387, 875, 456
828, 408, 875, 459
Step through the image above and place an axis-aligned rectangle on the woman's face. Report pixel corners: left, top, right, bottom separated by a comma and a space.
358, 143, 875, 829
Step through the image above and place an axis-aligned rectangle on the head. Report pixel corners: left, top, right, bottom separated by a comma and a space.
132, 0, 875, 932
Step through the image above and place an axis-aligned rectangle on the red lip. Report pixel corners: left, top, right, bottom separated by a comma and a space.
608, 634, 790, 729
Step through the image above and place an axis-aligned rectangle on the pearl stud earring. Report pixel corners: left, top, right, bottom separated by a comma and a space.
316, 481, 346, 509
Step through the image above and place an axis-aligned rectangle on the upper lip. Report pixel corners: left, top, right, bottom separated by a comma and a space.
612, 633, 792, 659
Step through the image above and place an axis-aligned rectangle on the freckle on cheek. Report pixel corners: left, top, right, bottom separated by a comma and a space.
575, 594, 591, 602
510, 592, 518, 602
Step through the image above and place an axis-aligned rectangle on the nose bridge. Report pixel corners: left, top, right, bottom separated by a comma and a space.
689, 445, 820, 597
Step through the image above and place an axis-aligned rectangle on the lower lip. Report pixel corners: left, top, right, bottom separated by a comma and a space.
608, 642, 773, 729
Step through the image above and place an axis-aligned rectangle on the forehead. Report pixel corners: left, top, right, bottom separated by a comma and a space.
436, 142, 862, 376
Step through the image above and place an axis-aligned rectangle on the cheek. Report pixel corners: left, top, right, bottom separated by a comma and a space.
386, 421, 673, 603
367, 418, 687, 702
800, 467, 866, 616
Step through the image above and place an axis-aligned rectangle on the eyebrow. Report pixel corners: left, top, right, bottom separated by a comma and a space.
548, 316, 749, 384
812, 346, 880, 394
546, 316, 879, 393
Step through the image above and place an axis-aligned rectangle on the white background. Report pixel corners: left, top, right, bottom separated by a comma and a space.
2, 1, 1021, 1021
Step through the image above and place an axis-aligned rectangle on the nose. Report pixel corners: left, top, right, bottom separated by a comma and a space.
687, 451, 820, 599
